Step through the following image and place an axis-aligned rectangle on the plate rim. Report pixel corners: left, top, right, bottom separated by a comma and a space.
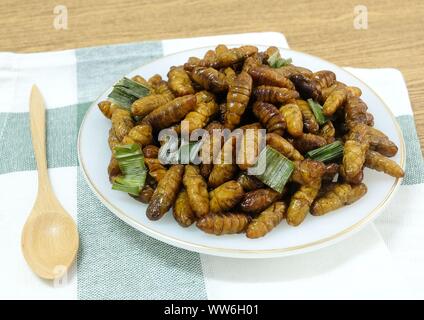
77, 45, 406, 258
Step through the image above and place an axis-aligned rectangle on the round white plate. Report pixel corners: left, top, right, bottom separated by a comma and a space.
78, 46, 405, 258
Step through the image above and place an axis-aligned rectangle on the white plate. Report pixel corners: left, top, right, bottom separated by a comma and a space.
78, 46, 405, 258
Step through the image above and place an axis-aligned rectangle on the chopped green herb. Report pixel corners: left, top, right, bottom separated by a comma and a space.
112, 143, 146, 196
108, 77, 150, 108
307, 99, 327, 125
267, 51, 292, 68
306, 140, 344, 162
256, 146, 294, 193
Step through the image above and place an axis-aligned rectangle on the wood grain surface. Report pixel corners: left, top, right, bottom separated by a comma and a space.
0, 0, 423, 150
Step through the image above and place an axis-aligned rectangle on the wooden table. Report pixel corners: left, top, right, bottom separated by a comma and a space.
1, 0, 423, 150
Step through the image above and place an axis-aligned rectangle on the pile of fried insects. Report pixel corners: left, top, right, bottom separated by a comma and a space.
98, 45, 404, 239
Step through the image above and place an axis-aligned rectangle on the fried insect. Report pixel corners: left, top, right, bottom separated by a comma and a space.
107, 156, 121, 182
131, 75, 151, 88
252, 101, 286, 135
177, 91, 218, 133
223, 67, 237, 85
345, 86, 362, 97
209, 180, 244, 214
313, 70, 336, 89
167, 66, 195, 96
319, 121, 336, 143
366, 112, 374, 126
275, 65, 313, 79
311, 183, 367, 216
365, 150, 404, 178
208, 137, 238, 188
98, 100, 119, 119
136, 185, 155, 204
142, 95, 196, 129
342, 133, 368, 182
199, 121, 225, 179
183, 165, 210, 218
237, 128, 265, 171
131, 84, 174, 117
293, 133, 327, 154
296, 99, 319, 134
291, 159, 326, 188
279, 103, 303, 137
237, 173, 265, 191
121, 123, 153, 146
266, 133, 303, 161
111, 108, 134, 141
290, 73, 322, 102
173, 189, 196, 227
143, 145, 167, 182
254, 85, 299, 105
196, 213, 250, 235
339, 166, 364, 184
246, 202, 286, 238
323, 87, 347, 117
215, 45, 258, 68
108, 128, 120, 150
287, 185, 320, 226
344, 96, 369, 129
146, 164, 184, 221
248, 65, 295, 89
240, 188, 281, 214
364, 125, 398, 157
190, 67, 228, 93
242, 53, 263, 73
323, 163, 340, 182
224, 72, 253, 130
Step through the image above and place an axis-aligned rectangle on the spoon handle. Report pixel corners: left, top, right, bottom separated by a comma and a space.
29, 85, 51, 193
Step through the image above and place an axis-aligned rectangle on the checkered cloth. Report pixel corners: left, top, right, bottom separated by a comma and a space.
0, 32, 423, 299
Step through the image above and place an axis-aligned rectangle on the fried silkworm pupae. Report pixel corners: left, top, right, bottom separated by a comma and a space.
291, 159, 326, 188
142, 95, 196, 129
322, 87, 347, 117
252, 101, 285, 135
208, 137, 238, 188
146, 164, 184, 221
311, 183, 367, 216
248, 65, 295, 89
254, 85, 299, 105
209, 180, 244, 214
167, 66, 195, 96
111, 108, 133, 141
289, 73, 322, 102
279, 103, 304, 137
173, 189, 196, 227
292, 133, 327, 154
240, 188, 281, 214
98, 100, 119, 119
136, 185, 155, 204
237, 173, 265, 191
224, 71, 253, 130
197, 213, 250, 235
246, 202, 287, 238
121, 123, 153, 146
176, 91, 218, 133
266, 133, 303, 161
296, 99, 319, 134
287, 185, 320, 226
365, 150, 404, 178
131, 84, 174, 117
183, 165, 210, 218
143, 145, 167, 182
190, 67, 228, 93
319, 121, 336, 144
313, 70, 336, 90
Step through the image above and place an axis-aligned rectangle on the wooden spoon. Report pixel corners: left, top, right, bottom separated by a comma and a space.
21, 85, 79, 280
